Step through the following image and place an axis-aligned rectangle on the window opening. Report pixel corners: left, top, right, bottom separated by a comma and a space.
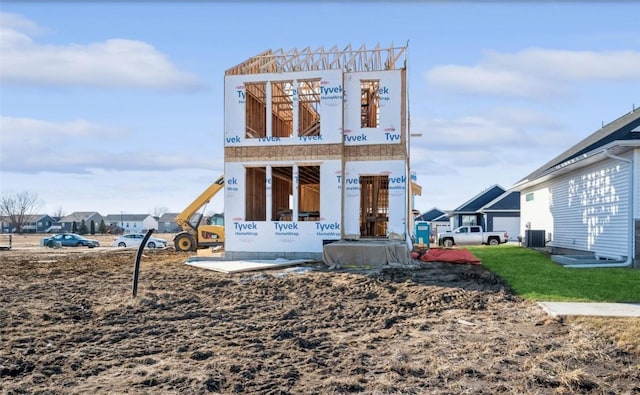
461, 215, 477, 226
245, 167, 266, 221
271, 81, 294, 138
274, 165, 321, 221
360, 80, 380, 128
298, 79, 321, 137
272, 166, 293, 221
245, 82, 267, 138
297, 165, 320, 221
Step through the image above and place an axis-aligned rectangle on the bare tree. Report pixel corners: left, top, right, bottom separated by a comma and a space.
0, 191, 43, 233
153, 206, 169, 218
52, 206, 66, 219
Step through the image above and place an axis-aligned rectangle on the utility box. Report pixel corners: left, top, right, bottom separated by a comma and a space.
525, 229, 546, 248
415, 221, 431, 246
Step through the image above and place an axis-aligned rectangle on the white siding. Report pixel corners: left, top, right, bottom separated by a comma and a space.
550, 156, 631, 258
634, 148, 640, 219
520, 183, 554, 241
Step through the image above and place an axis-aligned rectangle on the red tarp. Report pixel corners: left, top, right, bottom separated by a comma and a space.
419, 248, 482, 265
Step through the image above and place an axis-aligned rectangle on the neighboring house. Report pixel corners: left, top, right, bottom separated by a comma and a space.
480, 191, 521, 241
446, 185, 520, 239
414, 208, 451, 240
512, 109, 640, 267
158, 213, 180, 232
0, 216, 10, 233
0, 214, 58, 233
59, 212, 103, 233
19, 214, 57, 233
103, 214, 158, 234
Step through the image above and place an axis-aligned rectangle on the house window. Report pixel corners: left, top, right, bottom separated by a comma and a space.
245, 165, 321, 222
525, 192, 534, 202
360, 80, 380, 128
297, 165, 320, 221
270, 166, 322, 222
272, 166, 293, 221
461, 215, 477, 226
298, 79, 321, 137
245, 82, 267, 139
271, 81, 294, 138
245, 167, 267, 221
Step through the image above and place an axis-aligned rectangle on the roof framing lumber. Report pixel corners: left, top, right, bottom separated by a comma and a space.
225, 43, 408, 76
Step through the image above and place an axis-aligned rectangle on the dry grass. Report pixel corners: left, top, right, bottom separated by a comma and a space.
567, 316, 640, 356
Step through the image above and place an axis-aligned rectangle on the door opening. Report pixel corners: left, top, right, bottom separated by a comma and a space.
359, 175, 389, 237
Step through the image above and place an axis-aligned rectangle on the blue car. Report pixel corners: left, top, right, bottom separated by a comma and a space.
41, 233, 100, 248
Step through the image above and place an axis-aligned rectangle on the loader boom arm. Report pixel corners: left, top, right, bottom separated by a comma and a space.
175, 175, 225, 232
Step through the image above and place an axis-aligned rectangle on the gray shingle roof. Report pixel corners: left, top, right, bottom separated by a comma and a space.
450, 185, 506, 213
415, 208, 446, 222
516, 109, 640, 186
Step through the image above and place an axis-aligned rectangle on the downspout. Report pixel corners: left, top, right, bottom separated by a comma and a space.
565, 148, 634, 268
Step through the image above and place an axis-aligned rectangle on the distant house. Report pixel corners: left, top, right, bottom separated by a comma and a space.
512, 109, 639, 267
0, 214, 58, 233
446, 185, 520, 240
20, 214, 57, 233
0, 216, 10, 233
158, 213, 180, 232
414, 208, 451, 239
59, 212, 103, 233
103, 214, 158, 234
480, 191, 521, 241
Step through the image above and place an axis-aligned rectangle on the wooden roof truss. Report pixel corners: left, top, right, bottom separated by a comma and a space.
226, 43, 408, 76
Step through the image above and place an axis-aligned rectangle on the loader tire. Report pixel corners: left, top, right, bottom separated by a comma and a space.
175, 233, 196, 252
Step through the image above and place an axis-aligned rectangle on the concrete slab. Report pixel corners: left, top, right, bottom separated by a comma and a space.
185, 257, 313, 274
538, 302, 640, 317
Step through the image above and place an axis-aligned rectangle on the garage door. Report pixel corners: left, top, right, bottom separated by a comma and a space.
492, 217, 521, 241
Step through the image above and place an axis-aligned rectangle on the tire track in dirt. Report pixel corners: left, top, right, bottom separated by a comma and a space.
1, 249, 638, 394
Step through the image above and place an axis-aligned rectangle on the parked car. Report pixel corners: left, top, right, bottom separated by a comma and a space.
437, 225, 508, 248
113, 233, 168, 249
41, 233, 100, 248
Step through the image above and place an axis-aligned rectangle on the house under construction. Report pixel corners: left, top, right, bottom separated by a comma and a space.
222, 43, 420, 263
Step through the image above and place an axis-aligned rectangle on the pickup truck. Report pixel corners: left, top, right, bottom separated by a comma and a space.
438, 226, 508, 248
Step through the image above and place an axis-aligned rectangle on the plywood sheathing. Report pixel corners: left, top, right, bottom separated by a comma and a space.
344, 144, 407, 161
225, 144, 344, 162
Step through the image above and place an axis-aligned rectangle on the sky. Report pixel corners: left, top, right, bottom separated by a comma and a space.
1, 1, 639, 218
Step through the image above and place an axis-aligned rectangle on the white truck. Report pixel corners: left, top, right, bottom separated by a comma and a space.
438, 225, 508, 248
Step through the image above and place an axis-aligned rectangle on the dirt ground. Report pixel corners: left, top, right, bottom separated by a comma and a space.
1, 237, 639, 394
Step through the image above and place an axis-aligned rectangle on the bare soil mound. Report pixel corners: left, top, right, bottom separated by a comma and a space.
1, 249, 638, 394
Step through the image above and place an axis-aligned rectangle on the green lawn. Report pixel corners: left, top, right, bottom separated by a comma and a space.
466, 244, 640, 302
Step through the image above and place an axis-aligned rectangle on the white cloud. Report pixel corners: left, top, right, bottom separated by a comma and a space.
411, 108, 576, 155
425, 64, 559, 98
0, 12, 47, 36
425, 48, 640, 99
0, 116, 213, 174
486, 48, 640, 81
1, 116, 125, 145
0, 13, 202, 91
